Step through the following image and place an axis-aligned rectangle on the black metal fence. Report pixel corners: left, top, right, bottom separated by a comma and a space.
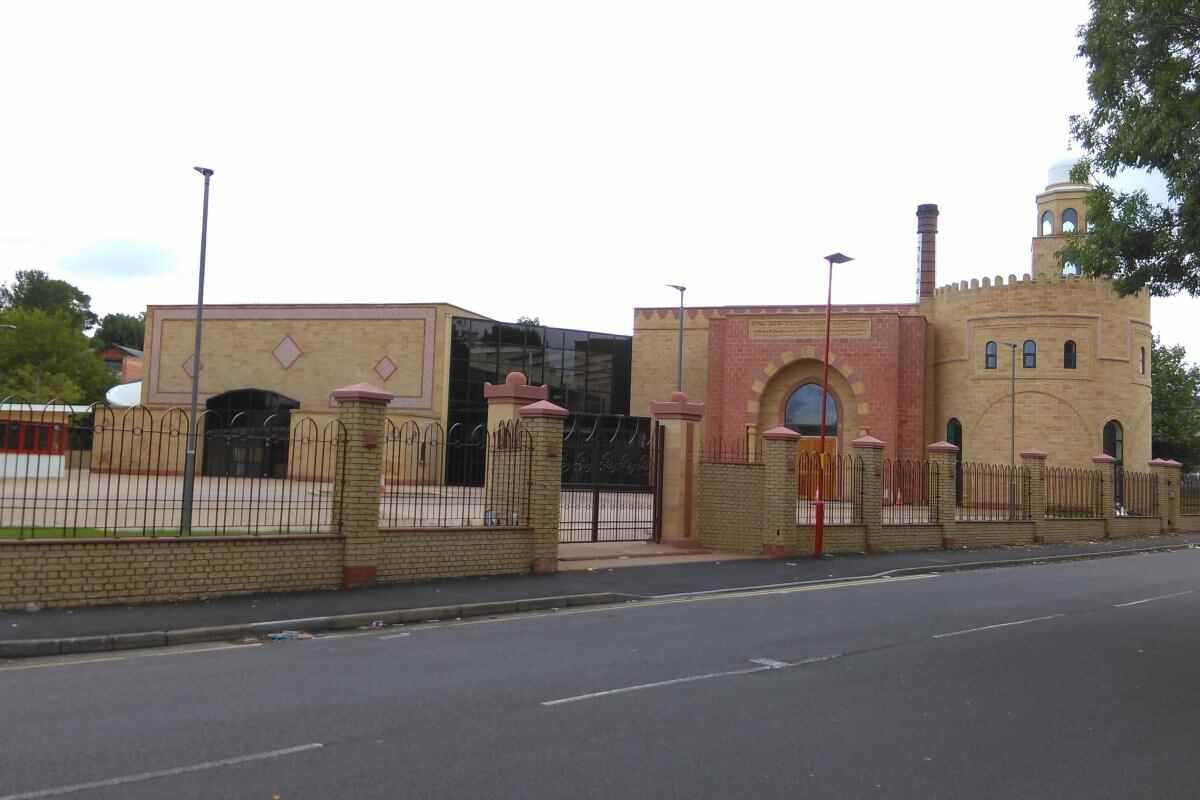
957, 462, 1030, 522
1115, 467, 1158, 517
379, 420, 533, 529
701, 436, 762, 465
560, 416, 661, 543
1045, 466, 1104, 519
1183, 474, 1200, 515
882, 458, 938, 525
0, 402, 345, 538
797, 451, 863, 525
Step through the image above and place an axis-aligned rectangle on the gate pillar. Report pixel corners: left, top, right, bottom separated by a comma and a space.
761, 426, 801, 556
332, 383, 393, 589
485, 372, 548, 430
519, 400, 568, 573
651, 391, 705, 546
1149, 459, 1183, 533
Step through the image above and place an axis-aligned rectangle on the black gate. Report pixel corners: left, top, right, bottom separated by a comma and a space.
560, 415, 664, 543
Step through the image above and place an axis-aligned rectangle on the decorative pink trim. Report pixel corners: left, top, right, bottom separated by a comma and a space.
1163, 459, 1184, 468
851, 435, 886, 449
331, 383, 394, 404
272, 335, 303, 370
927, 440, 960, 454
484, 372, 548, 405
1092, 454, 1116, 465
148, 305, 437, 409
1019, 449, 1048, 460
651, 391, 704, 422
762, 426, 801, 441
519, 400, 569, 419
1148, 458, 1169, 467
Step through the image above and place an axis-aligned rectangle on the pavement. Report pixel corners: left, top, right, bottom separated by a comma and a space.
5, 546, 1200, 797
4, 531, 1200, 645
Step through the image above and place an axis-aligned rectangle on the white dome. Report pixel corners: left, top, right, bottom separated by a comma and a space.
105, 381, 142, 407
1048, 154, 1082, 186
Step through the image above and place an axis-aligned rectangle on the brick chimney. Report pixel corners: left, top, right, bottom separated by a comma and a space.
916, 203, 939, 300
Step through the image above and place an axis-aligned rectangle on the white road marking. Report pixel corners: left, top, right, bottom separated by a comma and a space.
1113, 590, 1194, 608
932, 614, 1064, 640
380, 631, 411, 640
542, 653, 842, 707
0, 743, 323, 800
0, 656, 125, 672
141, 643, 262, 658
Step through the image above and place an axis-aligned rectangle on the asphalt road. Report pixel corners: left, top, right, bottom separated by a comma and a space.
4, 550, 1200, 799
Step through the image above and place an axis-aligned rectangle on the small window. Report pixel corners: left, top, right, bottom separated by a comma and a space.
1064, 340, 1077, 369
1104, 420, 1124, 463
985, 341, 997, 370
1062, 261, 1079, 277
1140, 347, 1146, 375
1041, 211, 1054, 236
1062, 208, 1078, 233
1023, 340, 1037, 369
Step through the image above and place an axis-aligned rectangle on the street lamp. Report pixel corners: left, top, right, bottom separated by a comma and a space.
666, 285, 686, 392
814, 252, 853, 559
181, 166, 214, 534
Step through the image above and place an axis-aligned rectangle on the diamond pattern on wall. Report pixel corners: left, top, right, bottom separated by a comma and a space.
273, 336, 302, 369
182, 354, 200, 377
374, 356, 397, 382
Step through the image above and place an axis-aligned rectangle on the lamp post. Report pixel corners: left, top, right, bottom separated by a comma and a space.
814, 252, 853, 559
181, 166, 213, 534
1001, 341, 1019, 519
666, 285, 686, 392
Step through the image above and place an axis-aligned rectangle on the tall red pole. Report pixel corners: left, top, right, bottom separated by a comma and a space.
814, 256, 834, 558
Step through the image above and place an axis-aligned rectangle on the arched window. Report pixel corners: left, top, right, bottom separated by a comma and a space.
1041, 210, 1054, 236
946, 418, 962, 449
1064, 340, 1077, 369
1062, 208, 1078, 233
1140, 347, 1146, 375
1023, 340, 1036, 368
785, 384, 837, 437
1087, 218, 1095, 233
1103, 420, 1124, 464
1063, 261, 1079, 277
985, 341, 997, 370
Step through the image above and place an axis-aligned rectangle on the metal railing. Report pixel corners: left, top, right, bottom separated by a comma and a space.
881, 458, 938, 525
0, 401, 345, 538
700, 436, 762, 465
379, 420, 532, 529
1115, 467, 1158, 517
797, 451, 863, 525
1183, 474, 1200, 515
957, 462, 1030, 521
1045, 466, 1103, 519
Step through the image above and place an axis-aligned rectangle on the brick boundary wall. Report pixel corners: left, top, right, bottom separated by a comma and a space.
869, 525, 943, 552
945, 522, 1036, 549
1036, 519, 1105, 544
798, 524, 866, 554
0, 536, 343, 610
1180, 515, 1200, 534
1106, 516, 1163, 538
697, 462, 765, 554
375, 528, 535, 583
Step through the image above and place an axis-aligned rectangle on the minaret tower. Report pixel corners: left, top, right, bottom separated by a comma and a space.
1032, 156, 1092, 278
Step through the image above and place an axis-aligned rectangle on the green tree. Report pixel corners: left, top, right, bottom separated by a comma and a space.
1061, 1, 1200, 296
92, 312, 145, 350
0, 270, 99, 331
1151, 335, 1200, 471
0, 308, 115, 403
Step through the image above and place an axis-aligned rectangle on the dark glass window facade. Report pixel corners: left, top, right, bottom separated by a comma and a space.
448, 317, 633, 435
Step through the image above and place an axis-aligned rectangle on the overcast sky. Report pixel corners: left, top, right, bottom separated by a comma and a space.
1, 1, 1195, 354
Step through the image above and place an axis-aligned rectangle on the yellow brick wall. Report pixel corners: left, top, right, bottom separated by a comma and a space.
1106, 517, 1163, 538
869, 525, 943, 552
697, 463, 765, 554
630, 310, 710, 418
1036, 519, 1103, 544
0, 536, 343, 609
944, 522, 1036, 549
924, 275, 1151, 468
373, 528, 535, 583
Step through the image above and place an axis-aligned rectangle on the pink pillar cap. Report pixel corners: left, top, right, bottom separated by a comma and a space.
927, 440, 960, 454
651, 390, 704, 422
762, 426, 801, 441
331, 383, 394, 404
1019, 449, 1048, 460
1149, 458, 1169, 467
1163, 459, 1184, 468
519, 399, 569, 419
851, 435, 886, 449
484, 371, 548, 404
1092, 454, 1116, 464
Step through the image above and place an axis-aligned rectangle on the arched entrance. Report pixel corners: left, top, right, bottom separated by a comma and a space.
787, 384, 839, 500
202, 389, 300, 478
1104, 419, 1124, 507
